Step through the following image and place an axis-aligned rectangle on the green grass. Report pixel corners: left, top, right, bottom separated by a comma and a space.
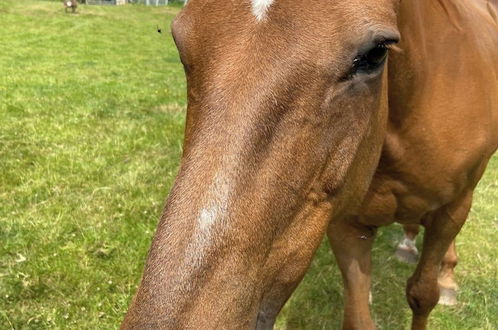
0, 1, 496, 329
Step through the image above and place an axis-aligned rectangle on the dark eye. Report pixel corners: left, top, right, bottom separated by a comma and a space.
344, 42, 392, 80
364, 45, 389, 66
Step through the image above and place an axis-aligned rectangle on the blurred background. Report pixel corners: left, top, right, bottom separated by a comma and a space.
0, 0, 496, 328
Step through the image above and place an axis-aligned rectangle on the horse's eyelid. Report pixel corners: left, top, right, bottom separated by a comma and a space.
378, 37, 399, 47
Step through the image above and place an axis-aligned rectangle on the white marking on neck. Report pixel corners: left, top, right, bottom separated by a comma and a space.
251, 0, 274, 21
197, 173, 230, 232
199, 208, 217, 231
186, 172, 231, 267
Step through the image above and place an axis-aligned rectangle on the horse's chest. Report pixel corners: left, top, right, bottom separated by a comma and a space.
360, 152, 459, 225
359, 176, 442, 226
365, 137, 495, 227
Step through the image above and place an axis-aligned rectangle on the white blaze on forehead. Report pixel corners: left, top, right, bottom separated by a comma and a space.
251, 0, 274, 21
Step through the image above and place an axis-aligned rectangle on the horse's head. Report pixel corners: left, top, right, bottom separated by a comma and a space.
123, 0, 399, 328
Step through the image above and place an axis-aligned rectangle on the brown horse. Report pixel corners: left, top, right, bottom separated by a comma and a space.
122, 0, 498, 329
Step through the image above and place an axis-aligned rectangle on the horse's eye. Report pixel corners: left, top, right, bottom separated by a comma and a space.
365, 45, 389, 66
345, 42, 392, 80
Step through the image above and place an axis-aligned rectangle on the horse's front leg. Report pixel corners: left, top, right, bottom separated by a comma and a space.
396, 225, 459, 306
328, 218, 377, 330
406, 191, 472, 330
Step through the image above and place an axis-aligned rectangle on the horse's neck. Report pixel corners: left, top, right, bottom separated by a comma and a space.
397, 0, 464, 49
392, 0, 498, 102
389, 0, 498, 147
398, 0, 498, 41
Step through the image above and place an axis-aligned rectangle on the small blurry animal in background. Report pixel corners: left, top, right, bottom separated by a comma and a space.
64, 0, 77, 13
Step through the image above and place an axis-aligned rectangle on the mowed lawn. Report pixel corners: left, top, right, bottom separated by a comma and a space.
0, 1, 496, 329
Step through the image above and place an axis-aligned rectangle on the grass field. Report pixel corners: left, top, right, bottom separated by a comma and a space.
0, 1, 497, 329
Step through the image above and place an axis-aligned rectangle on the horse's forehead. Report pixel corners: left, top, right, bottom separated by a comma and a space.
180, 0, 398, 33
174, 0, 399, 69
248, 0, 393, 21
